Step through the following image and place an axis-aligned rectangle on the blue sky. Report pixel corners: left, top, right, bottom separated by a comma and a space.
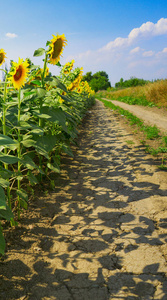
0, 0, 167, 85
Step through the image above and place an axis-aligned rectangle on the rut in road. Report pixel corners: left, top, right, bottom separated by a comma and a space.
0, 99, 167, 300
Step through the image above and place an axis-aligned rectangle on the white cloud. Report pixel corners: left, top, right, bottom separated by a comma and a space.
6, 33, 18, 38
100, 18, 167, 53
128, 18, 167, 40
142, 50, 155, 57
130, 47, 142, 54
99, 37, 129, 52
66, 18, 167, 85
162, 47, 167, 53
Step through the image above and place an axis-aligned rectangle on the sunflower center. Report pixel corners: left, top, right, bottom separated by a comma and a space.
0, 53, 4, 64
14, 66, 23, 81
52, 38, 63, 59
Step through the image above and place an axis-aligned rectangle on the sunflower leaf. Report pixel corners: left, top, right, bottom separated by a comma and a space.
33, 48, 45, 57
30, 80, 41, 86
0, 231, 5, 255
0, 153, 20, 165
0, 205, 13, 221
46, 40, 51, 47
56, 62, 61, 67
51, 76, 68, 92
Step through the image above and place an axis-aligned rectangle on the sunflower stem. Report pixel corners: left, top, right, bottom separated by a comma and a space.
17, 89, 21, 220
38, 53, 48, 180
2, 77, 13, 211
41, 53, 48, 87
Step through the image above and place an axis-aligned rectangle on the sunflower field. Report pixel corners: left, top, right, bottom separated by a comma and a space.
0, 34, 95, 254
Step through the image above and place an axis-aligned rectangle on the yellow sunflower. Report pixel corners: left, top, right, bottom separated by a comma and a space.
48, 34, 67, 65
0, 49, 7, 66
62, 59, 75, 74
9, 58, 29, 89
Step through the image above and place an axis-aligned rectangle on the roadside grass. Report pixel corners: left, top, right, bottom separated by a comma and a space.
97, 96, 167, 169
97, 79, 167, 108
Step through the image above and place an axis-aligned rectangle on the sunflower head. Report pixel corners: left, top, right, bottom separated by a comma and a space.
9, 58, 29, 90
62, 59, 75, 74
48, 34, 67, 65
0, 49, 7, 66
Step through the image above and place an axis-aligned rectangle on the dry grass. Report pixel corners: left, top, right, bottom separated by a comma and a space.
144, 80, 167, 107
99, 79, 167, 107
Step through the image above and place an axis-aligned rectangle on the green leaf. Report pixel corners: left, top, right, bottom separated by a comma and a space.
33, 110, 51, 119
18, 121, 32, 129
21, 154, 38, 170
51, 76, 68, 92
0, 153, 20, 164
58, 92, 71, 102
30, 80, 41, 86
0, 134, 17, 147
21, 139, 36, 148
0, 186, 7, 209
0, 205, 13, 221
20, 199, 28, 210
20, 114, 31, 122
27, 171, 39, 185
19, 199, 27, 210
35, 134, 58, 158
40, 106, 68, 132
56, 62, 61, 67
16, 189, 28, 202
46, 40, 51, 47
30, 128, 44, 135
0, 230, 5, 255
0, 178, 10, 188
37, 87, 46, 98
0, 169, 13, 180
47, 162, 60, 173
61, 144, 74, 157
33, 48, 45, 57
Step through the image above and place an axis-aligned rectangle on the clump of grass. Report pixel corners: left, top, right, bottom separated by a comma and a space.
145, 80, 167, 107
141, 125, 160, 140
126, 140, 135, 145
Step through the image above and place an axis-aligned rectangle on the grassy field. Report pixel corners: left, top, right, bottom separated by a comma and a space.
97, 79, 167, 108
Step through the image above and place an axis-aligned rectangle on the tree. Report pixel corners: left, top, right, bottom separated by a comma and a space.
115, 77, 150, 88
82, 72, 93, 82
82, 71, 111, 92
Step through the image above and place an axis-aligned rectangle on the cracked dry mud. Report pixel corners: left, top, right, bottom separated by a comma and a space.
0, 100, 167, 300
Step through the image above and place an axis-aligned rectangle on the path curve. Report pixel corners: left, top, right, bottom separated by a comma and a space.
0, 100, 167, 299
103, 98, 167, 134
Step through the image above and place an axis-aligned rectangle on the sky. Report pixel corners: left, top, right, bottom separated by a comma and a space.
0, 0, 167, 86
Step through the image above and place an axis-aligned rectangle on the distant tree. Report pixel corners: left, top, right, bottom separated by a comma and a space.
82, 71, 111, 92
115, 77, 150, 88
82, 72, 93, 82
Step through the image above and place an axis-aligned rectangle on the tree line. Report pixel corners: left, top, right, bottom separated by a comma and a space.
82, 71, 151, 92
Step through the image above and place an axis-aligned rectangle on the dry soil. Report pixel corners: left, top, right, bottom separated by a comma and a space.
0, 100, 167, 300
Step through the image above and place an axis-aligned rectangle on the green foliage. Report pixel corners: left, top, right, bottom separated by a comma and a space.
0, 53, 95, 255
115, 77, 150, 88
115, 96, 154, 107
82, 71, 111, 92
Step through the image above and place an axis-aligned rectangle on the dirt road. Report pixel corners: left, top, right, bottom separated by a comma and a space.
103, 99, 167, 134
0, 100, 167, 299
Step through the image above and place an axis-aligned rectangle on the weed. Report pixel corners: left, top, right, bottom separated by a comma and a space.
126, 140, 134, 145
142, 125, 160, 140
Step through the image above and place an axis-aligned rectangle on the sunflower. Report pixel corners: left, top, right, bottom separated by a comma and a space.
0, 49, 7, 66
9, 58, 29, 89
48, 34, 67, 65
62, 59, 75, 74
